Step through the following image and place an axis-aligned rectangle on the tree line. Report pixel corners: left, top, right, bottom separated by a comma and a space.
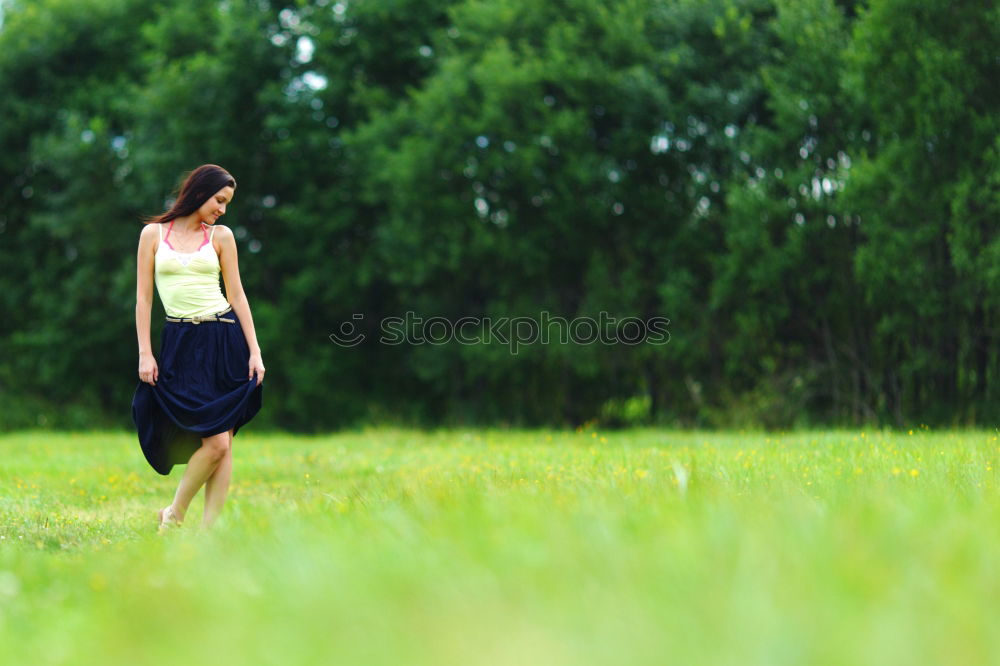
0, 0, 997, 430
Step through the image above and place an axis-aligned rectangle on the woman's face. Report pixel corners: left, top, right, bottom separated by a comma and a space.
198, 185, 235, 224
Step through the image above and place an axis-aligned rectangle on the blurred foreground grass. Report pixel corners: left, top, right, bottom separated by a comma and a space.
2, 428, 999, 665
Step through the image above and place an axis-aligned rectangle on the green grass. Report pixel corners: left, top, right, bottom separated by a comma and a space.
2, 428, 999, 665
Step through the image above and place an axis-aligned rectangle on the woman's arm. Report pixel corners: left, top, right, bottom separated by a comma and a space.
136, 224, 159, 384
217, 225, 265, 385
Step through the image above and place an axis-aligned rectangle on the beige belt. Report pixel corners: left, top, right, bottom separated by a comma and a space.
165, 305, 235, 325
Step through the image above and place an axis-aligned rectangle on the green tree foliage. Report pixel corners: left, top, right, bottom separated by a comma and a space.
846, 0, 1000, 423
0, 0, 996, 429
712, 0, 864, 426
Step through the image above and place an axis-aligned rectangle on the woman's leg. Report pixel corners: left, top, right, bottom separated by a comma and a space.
166, 431, 230, 523
202, 429, 234, 528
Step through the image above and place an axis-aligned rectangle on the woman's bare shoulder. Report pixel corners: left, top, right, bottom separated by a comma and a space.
139, 222, 160, 244
212, 224, 237, 249
212, 223, 235, 239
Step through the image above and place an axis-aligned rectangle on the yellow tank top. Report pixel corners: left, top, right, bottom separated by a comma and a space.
154, 221, 231, 318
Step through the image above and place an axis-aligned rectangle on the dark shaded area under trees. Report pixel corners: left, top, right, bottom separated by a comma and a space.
0, 0, 997, 430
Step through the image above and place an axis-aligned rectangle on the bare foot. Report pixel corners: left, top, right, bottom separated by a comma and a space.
157, 505, 183, 533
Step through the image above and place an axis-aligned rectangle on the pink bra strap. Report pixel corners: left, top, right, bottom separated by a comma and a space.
163, 219, 175, 250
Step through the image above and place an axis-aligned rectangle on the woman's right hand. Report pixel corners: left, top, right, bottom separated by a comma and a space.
139, 353, 159, 386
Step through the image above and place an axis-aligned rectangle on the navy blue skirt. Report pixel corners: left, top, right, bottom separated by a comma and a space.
131, 306, 263, 475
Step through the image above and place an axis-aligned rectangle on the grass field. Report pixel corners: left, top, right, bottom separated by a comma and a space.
1, 428, 999, 665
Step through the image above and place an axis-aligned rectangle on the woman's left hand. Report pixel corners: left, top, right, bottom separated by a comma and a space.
249, 353, 265, 386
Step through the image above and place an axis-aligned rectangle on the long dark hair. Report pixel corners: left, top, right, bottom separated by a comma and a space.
146, 164, 236, 225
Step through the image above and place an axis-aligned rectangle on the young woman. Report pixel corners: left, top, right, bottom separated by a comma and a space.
132, 164, 264, 531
